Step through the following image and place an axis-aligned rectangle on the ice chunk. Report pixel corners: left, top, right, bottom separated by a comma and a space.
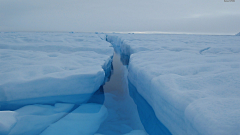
41, 103, 108, 135
0, 111, 17, 135
7, 103, 74, 135
0, 32, 113, 109
127, 50, 240, 134
236, 32, 240, 36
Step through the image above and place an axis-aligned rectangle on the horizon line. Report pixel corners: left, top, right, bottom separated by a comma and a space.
0, 31, 238, 36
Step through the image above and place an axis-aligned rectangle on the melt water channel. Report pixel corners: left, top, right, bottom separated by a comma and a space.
96, 52, 147, 135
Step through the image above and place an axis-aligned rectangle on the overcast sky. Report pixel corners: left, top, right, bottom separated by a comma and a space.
0, 0, 240, 34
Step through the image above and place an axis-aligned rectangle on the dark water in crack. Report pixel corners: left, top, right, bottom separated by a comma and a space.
96, 52, 147, 135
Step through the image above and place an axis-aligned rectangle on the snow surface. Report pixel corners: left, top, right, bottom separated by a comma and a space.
107, 34, 240, 135
0, 32, 113, 109
41, 103, 108, 135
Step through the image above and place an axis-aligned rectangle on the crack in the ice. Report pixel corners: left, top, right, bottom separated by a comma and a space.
199, 47, 210, 54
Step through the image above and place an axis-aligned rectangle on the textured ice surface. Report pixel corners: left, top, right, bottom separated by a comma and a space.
41, 103, 108, 135
107, 34, 240, 135
0, 103, 74, 135
0, 32, 113, 109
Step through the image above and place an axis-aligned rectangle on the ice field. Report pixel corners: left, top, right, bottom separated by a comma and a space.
107, 33, 240, 135
0, 32, 240, 135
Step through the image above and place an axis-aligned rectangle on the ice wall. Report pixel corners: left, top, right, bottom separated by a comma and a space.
106, 33, 240, 135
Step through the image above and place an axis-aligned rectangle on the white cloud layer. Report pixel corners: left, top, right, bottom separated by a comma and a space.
0, 0, 240, 34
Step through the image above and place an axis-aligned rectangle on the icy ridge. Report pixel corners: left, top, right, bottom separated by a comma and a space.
106, 34, 240, 135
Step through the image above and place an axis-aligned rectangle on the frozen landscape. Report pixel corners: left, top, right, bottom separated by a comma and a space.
0, 32, 240, 135
106, 33, 240, 135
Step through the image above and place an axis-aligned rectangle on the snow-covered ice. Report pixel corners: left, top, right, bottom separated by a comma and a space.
1, 32, 239, 135
41, 103, 108, 135
107, 34, 240, 135
0, 32, 113, 109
